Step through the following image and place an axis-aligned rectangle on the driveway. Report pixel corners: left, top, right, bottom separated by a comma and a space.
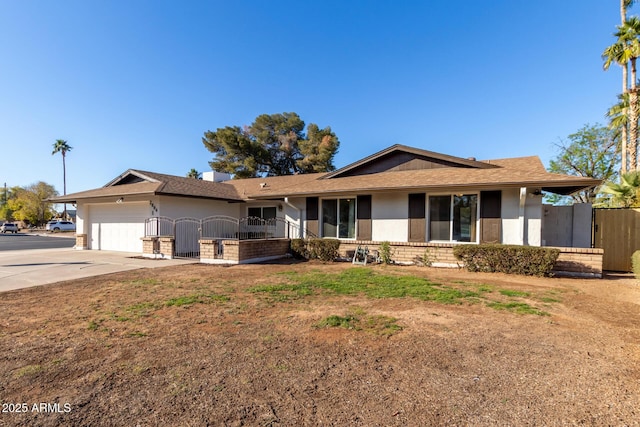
0, 248, 195, 292
0, 232, 76, 251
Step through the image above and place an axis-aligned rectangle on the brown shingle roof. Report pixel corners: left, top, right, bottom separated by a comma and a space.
50, 182, 163, 202
51, 152, 601, 203
246, 156, 600, 198
133, 170, 242, 200
222, 173, 326, 199
51, 169, 244, 203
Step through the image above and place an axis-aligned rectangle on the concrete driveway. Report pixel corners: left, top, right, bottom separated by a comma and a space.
0, 248, 195, 292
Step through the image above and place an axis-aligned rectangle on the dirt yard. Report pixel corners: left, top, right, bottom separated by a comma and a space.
1, 260, 639, 426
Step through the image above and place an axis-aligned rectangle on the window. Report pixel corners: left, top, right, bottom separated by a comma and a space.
322, 198, 355, 238
248, 206, 276, 220
428, 194, 478, 242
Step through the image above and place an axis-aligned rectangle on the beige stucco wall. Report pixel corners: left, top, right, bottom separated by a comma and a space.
501, 188, 542, 246
158, 196, 240, 219
371, 192, 408, 242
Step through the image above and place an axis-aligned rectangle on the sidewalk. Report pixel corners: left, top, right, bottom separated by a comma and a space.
0, 248, 195, 292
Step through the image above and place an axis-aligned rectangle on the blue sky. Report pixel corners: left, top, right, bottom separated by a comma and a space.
0, 1, 623, 195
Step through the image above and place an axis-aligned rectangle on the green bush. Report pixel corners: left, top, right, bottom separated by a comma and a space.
379, 241, 393, 264
453, 244, 560, 277
632, 250, 640, 279
290, 238, 340, 261
308, 238, 340, 261
290, 239, 308, 259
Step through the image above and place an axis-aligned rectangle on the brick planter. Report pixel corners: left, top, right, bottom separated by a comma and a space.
218, 239, 290, 264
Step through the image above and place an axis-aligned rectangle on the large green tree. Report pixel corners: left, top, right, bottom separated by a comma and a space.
202, 112, 339, 178
52, 139, 72, 218
547, 124, 620, 204
0, 185, 15, 221
7, 182, 58, 225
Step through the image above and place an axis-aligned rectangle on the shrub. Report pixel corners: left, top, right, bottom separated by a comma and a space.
308, 238, 340, 261
291, 238, 340, 261
379, 241, 394, 264
416, 247, 437, 267
290, 239, 308, 259
632, 250, 640, 280
453, 244, 560, 277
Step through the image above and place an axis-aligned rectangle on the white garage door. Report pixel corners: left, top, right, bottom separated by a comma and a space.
89, 203, 149, 253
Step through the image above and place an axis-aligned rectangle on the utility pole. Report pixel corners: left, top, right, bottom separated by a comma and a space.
2, 182, 6, 221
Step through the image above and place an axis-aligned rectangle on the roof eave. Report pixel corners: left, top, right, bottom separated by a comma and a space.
246, 179, 602, 199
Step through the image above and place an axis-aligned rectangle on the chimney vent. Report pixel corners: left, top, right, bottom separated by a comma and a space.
202, 171, 232, 182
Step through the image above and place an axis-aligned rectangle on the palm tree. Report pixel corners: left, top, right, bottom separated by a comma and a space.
601, 171, 640, 207
604, 42, 630, 173
603, 1, 638, 174
51, 139, 73, 219
186, 168, 202, 179
606, 93, 629, 140
616, 17, 640, 171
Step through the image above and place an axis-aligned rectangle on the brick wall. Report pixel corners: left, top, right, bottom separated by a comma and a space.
552, 247, 603, 278
76, 234, 88, 250
222, 239, 290, 264
199, 239, 219, 260
140, 236, 173, 259
339, 240, 603, 277
339, 241, 459, 266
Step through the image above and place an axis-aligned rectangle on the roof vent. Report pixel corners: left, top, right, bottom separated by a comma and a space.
467, 157, 476, 161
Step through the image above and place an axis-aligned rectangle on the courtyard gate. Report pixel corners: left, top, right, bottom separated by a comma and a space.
174, 218, 201, 259
593, 208, 640, 272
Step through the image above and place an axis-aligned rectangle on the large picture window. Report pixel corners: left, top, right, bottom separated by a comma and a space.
428, 194, 478, 242
322, 198, 355, 238
248, 206, 277, 220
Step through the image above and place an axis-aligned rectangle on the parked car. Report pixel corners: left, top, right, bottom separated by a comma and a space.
46, 220, 76, 232
0, 223, 19, 233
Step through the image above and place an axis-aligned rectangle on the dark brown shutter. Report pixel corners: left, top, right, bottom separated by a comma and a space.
306, 197, 319, 236
356, 195, 372, 240
480, 191, 501, 243
408, 193, 426, 242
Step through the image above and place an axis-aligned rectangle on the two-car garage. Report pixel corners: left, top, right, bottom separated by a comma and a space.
87, 202, 151, 253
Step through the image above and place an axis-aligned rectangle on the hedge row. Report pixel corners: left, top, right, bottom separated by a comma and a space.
290, 238, 340, 262
453, 244, 560, 277
632, 250, 640, 280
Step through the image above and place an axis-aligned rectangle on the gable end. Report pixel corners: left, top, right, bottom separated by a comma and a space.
336, 151, 474, 177
113, 174, 147, 185
322, 144, 499, 179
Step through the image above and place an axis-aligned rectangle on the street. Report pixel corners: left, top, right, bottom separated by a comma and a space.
0, 233, 76, 251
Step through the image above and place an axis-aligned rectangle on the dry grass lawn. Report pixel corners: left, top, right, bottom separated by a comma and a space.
1, 260, 639, 426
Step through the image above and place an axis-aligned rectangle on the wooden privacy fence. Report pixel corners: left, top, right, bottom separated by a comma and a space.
594, 208, 640, 272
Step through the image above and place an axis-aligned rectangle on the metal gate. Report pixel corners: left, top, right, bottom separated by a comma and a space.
174, 218, 201, 259
201, 216, 239, 259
